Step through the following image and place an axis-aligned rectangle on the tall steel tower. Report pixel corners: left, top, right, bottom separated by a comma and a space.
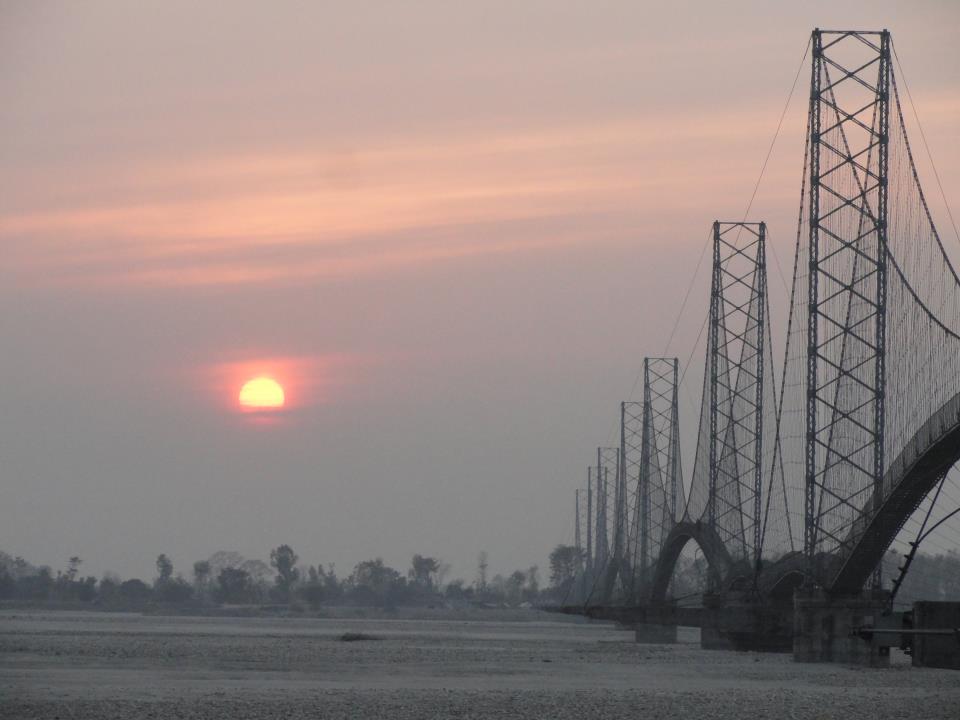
636, 358, 682, 596
708, 221, 768, 566
804, 30, 889, 585
595, 446, 619, 577
621, 400, 644, 597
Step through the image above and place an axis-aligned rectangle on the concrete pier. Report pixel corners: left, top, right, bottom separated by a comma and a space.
911, 601, 960, 669
793, 588, 890, 666
633, 623, 678, 643
700, 592, 794, 652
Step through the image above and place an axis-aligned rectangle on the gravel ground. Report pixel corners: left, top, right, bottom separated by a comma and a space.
1, 610, 958, 719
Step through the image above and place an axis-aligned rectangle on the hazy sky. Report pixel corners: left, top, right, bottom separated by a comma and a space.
2, 1, 959, 582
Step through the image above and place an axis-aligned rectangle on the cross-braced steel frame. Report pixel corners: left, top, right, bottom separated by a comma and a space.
594, 446, 619, 577
708, 221, 767, 566
615, 358, 683, 600
621, 400, 644, 597
642, 358, 681, 564
574, 488, 583, 566
585, 466, 593, 586
804, 30, 889, 587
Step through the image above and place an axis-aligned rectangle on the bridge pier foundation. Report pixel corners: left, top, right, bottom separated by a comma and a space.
699, 595, 731, 649
793, 588, 890, 666
633, 623, 678, 643
698, 592, 794, 652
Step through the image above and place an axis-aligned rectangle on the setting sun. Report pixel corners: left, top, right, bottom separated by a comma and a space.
238, 377, 285, 410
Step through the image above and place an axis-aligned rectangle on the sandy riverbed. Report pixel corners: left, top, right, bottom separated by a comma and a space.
1, 610, 957, 719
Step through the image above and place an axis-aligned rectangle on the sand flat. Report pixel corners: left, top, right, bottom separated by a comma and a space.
1, 610, 957, 719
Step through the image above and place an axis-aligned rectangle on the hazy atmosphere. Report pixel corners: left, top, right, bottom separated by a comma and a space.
2, 0, 959, 584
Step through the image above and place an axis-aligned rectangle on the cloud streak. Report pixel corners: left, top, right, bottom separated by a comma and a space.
2, 100, 875, 288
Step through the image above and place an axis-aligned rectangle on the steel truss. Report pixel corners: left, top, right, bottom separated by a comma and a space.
804, 30, 889, 585
708, 221, 768, 566
621, 400, 644, 596
641, 358, 682, 575
594, 446, 619, 578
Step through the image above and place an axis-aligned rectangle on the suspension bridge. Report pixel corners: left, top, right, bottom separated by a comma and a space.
560, 28, 960, 666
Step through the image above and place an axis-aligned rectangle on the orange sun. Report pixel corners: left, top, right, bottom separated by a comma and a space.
238, 376, 285, 411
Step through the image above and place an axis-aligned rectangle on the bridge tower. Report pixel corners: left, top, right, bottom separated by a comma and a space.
640, 358, 682, 584
574, 489, 582, 565
593, 446, 619, 600
707, 221, 768, 568
804, 29, 890, 586
620, 400, 644, 599
585, 466, 593, 589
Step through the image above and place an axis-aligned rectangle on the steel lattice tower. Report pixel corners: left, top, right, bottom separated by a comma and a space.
804, 30, 889, 584
708, 221, 767, 565
585, 466, 593, 584
621, 401, 644, 597
595, 446, 619, 576
639, 358, 682, 592
574, 489, 582, 560
593, 460, 605, 574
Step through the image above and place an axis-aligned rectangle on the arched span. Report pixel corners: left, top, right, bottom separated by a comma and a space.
829, 393, 960, 595
649, 521, 734, 603
756, 551, 807, 598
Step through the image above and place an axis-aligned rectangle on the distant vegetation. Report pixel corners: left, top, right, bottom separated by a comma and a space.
2, 545, 956, 613
0, 545, 556, 612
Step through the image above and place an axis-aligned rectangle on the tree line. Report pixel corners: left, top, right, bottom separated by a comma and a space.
0, 544, 587, 611
5, 544, 953, 611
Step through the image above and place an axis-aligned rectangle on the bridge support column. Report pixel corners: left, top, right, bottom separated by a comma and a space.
633, 604, 679, 644
699, 592, 794, 652
700, 594, 732, 650
793, 588, 890, 666
910, 601, 960, 669
633, 623, 678, 644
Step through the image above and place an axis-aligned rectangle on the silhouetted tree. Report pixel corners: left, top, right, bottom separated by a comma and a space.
524, 565, 540, 602
98, 574, 121, 604
156, 576, 193, 603
19, 567, 53, 600
548, 545, 582, 593
193, 560, 211, 585
205, 551, 245, 576
505, 570, 526, 605
216, 567, 256, 604
487, 573, 506, 604
297, 563, 341, 607
74, 576, 98, 602
269, 545, 300, 601
444, 579, 473, 602
299, 566, 326, 608
0, 569, 15, 599
192, 560, 212, 601
66, 556, 82, 582
348, 558, 405, 606
239, 559, 272, 593
322, 564, 342, 600
409, 555, 441, 589
118, 578, 152, 605
155, 554, 173, 584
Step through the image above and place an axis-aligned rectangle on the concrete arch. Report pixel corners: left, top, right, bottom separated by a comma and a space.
829, 393, 960, 595
755, 551, 807, 598
649, 521, 735, 603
